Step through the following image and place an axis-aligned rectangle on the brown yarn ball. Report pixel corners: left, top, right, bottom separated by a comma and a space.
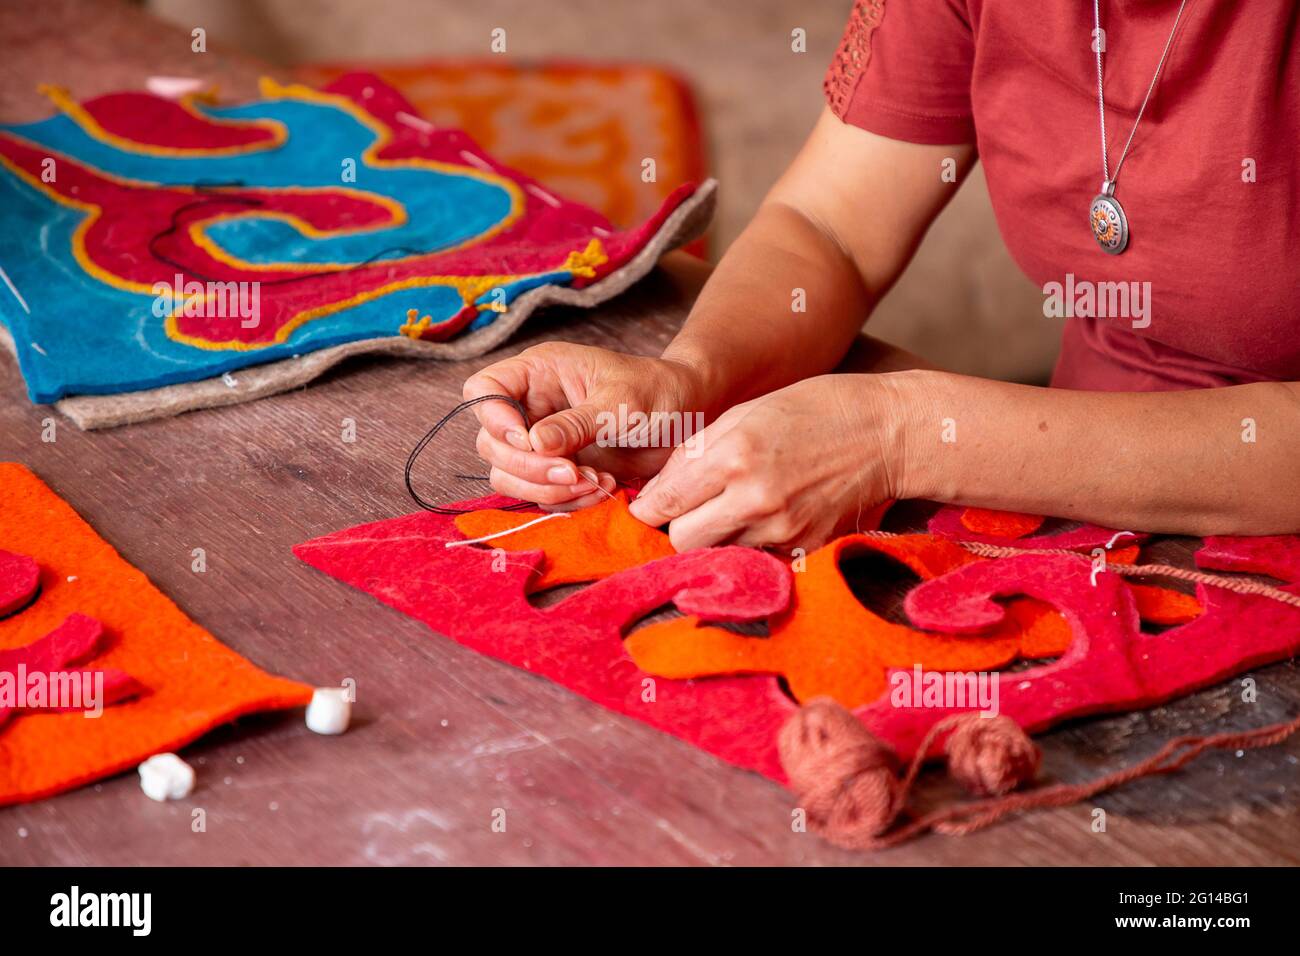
778, 697, 903, 845
944, 713, 1040, 796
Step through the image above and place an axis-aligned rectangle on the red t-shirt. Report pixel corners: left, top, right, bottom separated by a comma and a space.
825, 0, 1299, 390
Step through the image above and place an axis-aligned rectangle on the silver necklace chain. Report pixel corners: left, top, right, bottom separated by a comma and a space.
1093, 0, 1189, 190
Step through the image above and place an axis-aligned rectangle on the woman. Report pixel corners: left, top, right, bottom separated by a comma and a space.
463, 0, 1300, 551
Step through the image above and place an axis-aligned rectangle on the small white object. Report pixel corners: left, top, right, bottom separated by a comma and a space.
138, 753, 195, 802
221, 371, 238, 388
305, 687, 351, 735
146, 75, 208, 100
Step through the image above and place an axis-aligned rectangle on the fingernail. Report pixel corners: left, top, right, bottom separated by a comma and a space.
506, 428, 531, 451
547, 464, 577, 484
578, 466, 599, 486
534, 425, 564, 450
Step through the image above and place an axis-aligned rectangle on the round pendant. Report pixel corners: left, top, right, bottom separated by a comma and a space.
1089, 192, 1129, 255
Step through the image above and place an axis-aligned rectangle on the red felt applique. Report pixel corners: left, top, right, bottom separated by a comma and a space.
0, 548, 41, 617
0, 613, 141, 727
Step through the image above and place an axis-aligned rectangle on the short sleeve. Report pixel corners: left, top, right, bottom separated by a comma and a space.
824, 0, 976, 145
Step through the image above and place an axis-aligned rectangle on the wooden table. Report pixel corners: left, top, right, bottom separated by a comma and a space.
2, 0, 1297, 867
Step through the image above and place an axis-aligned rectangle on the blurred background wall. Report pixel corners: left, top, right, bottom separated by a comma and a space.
149, 0, 1059, 382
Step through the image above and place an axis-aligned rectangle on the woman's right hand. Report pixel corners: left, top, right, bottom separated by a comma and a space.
463, 342, 709, 510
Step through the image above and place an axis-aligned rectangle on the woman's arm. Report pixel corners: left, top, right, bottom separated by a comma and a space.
463, 109, 973, 504
664, 108, 974, 414
892, 372, 1300, 535
628, 372, 1300, 549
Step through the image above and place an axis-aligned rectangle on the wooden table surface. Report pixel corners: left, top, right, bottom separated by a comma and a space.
2, 0, 1297, 867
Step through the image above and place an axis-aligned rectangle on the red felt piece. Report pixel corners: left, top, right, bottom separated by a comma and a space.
299, 496, 1300, 784
1197, 534, 1300, 582
0, 613, 142, 727
928, 504, 1143, 551
295, 502, 800, 780
0, 549, 41, 617
854, 542, 1300, 760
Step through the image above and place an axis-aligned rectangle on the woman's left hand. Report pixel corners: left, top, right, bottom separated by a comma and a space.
627, 374, 908, 551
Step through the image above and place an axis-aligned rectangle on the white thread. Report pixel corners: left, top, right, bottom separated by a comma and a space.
0, 263, 30, 314
526, 184, 561, 208
395, 111, 436, 134
444, 512, 571, 548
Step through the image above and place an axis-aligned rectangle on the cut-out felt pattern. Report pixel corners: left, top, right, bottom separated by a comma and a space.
626, 534, 1199, 710
0, 463, 311, 804
0, 73, 706, 403
296, 495, 801, 780
858, 542, 1300, 760
298, 494, 1222, 782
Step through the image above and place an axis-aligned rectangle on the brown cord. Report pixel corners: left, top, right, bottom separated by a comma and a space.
780, 698, 1300, 851
780, 532, 1300, 850
864, 531, 1300, 609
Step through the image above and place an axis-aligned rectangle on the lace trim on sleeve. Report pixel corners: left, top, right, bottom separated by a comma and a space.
824, 0, 886, 119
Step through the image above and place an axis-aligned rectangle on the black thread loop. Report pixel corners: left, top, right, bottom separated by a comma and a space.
405, 394, 536, 515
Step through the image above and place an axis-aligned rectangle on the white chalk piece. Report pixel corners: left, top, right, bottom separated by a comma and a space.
138, 753, 195, 802
305, 687, 351, 735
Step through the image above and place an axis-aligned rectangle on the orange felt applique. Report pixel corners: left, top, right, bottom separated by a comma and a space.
0, 463, 312, 805
960, 508, 1045, 538
453, 491, 674, 589
626, 532, 1200, 710
626, 534, 1068, 709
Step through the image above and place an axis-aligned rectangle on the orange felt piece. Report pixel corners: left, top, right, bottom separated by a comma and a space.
1129, 583, 1202, 624
0, 463, 312, 805
627, 534, 1065, 709
960, 507, 1045, 538
453, 492, 674, 589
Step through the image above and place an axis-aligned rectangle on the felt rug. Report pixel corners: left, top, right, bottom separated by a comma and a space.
295, 494, 1300, 783
296, 60, 708, 245
0, 73, 715, 428
0, 463, 311, 804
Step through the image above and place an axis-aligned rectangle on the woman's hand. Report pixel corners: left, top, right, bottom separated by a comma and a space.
627, 374, 906, 550
463, 342, 710, 510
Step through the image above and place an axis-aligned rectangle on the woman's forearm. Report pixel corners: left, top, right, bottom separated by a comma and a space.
661, 110, 976, 418
662, 201, 872, 415
888, 371, 1300, 535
